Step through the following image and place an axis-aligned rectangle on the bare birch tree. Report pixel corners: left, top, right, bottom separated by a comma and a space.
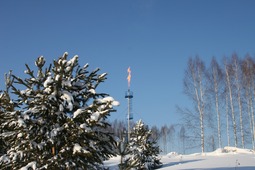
160, 125, 168, 154
168, 125, 176, 151
250, 57, 255, 150
232, 55, 245, 148
241, 56, 255, 150
180, 54, 255, 150
183, 56, 207, 153
225, 91, 231, 146
208, 57, 224, 148
179, 126, 186, 154
224, 58, 238, 147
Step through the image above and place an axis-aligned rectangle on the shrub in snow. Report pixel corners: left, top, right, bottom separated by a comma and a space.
0, 52, 119, 169
121, 120, 162, 170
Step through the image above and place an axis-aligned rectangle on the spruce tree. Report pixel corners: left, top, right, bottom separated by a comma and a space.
0, 72, 15, 156
0, 52, 119, 169
0, 91, 10, 156
124, 120, 162, 170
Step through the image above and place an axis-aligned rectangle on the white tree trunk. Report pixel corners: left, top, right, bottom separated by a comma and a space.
248, 90, 255, 150
191, 61, 205, 153
225, 63, 238, 147
226, 92, 230, 147
251, 80, 255, 150
241, 57, 255, 150
212, 66, 222, 149
183, 57, 207, 153
193, 75, 204, 153
233, 58, 245, 148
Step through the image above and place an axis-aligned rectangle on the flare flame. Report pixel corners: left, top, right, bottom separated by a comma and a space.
127, 67, 131, 88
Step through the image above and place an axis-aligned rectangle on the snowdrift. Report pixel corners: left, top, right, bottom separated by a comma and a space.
222, 146, 254, 154
104, 147, 255, 170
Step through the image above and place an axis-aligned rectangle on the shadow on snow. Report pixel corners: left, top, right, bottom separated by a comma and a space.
161, 159, 203, 168
161, 160, 255, 170
178, 167, 255, 170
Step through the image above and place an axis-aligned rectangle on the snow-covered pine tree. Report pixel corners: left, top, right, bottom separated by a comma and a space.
0, 91, 11, 156
0, 72, 15, 156
0, 52, 119, 169
124, 119, 162, 170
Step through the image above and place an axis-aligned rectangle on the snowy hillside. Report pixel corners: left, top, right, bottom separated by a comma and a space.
104, 147, 255, 170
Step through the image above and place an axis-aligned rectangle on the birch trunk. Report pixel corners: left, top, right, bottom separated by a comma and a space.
225, 62, 238, 147
190, 58, 205, 153
233, 57, 245, 148
241, 57, 255, 149
212, 61, 222, 149
226, 92, 230, 147
183, 57, 208, 153
192, 70, 204, 153
248, 90, 255, 149
249, 59, 255, 150
251, 73, 255, 150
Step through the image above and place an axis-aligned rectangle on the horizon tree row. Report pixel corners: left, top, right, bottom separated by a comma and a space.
180, 54, 255, 153
109, 119, 188, 154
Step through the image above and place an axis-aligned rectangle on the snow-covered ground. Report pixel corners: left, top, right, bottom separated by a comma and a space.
104, 147, 255, 170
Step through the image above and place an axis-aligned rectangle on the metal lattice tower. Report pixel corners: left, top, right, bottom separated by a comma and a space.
125, 89, 133, 141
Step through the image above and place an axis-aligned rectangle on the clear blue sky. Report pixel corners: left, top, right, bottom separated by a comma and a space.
1, 0, 255, 128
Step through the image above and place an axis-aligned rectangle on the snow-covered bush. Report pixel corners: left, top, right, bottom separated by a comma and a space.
0, 52, 119, 169
122, 120, 162, 170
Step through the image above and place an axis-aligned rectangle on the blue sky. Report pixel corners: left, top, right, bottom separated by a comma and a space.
1, 0, 255, 128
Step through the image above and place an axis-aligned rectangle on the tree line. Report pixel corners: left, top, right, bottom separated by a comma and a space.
179, 54, 255, 153
109, 120, 187, 154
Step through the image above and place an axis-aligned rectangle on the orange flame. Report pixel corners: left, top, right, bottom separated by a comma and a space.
127, 67, 131, 88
